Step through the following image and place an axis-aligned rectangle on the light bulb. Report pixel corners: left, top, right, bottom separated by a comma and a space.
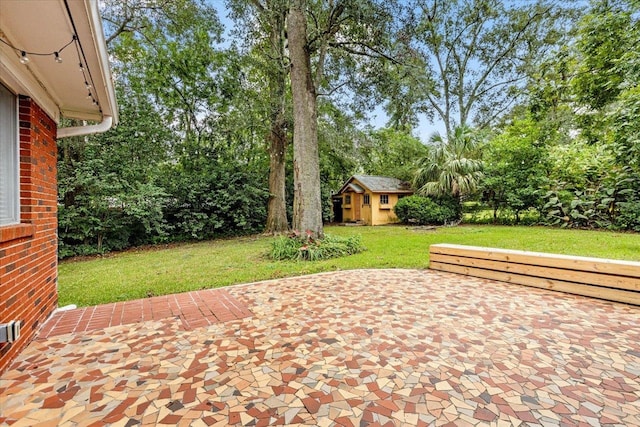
19, 51, 29, 64
85, 81, 92, 90
54, 52, 62, 63
79, 62, 85, 72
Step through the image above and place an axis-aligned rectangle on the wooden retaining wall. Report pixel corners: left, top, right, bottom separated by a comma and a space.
429, 244, 640, 305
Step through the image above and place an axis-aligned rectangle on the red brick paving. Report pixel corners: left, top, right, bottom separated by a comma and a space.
1, 269, 639, 426
37, 288, 252, 338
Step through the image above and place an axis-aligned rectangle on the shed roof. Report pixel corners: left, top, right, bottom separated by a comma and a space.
345, 183, 364, 193
338, 175, 413, 194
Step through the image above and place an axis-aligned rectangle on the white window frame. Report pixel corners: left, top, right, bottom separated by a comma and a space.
363, 194, 370, 205
380, 194, 389, 205
0, 83, 19, 226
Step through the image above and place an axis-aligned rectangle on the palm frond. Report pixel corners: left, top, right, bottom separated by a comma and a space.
412, 125, 485, 198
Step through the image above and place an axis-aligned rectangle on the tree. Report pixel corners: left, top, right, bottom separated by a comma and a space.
413, 126, 484, 201
288, 0, 324, 236
395, 0, 569, 138
57, 90, 172, 256
358, 128, 427, 182
229, 0, 291, 234
551, 0, 640, 229
317, 103, 361, 220
572, 1, 633, 110
481, 116, 550, 222
286, 0, 400, 237
59, 0, 272, 256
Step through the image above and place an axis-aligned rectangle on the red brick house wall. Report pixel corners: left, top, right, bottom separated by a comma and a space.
0, 96, 58, 374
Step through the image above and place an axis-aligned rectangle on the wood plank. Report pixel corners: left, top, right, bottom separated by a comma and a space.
429, 253, 640, 292
430, 261, 640, 306
430, 244, 640, 278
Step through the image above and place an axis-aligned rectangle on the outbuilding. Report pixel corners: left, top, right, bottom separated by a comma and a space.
335, 175, 413, 225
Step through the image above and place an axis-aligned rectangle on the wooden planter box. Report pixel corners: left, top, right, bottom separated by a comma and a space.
429, 244, 640, 305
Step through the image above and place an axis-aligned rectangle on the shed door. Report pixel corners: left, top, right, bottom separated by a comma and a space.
332, 197, 343, 222
353, 194, 361, 220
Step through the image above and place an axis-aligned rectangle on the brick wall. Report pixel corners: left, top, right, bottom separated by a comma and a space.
0, 96, 58, 374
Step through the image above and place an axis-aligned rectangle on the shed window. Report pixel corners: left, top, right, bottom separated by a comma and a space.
363, 194, 370, 205
0, 84, 19, 226
345, 195, 351, 204
380, 194, 389, 205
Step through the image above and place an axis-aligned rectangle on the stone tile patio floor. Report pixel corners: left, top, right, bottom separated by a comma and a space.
1, 269, 639, 426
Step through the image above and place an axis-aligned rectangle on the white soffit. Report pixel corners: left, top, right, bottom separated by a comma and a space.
0, 0, 117, 125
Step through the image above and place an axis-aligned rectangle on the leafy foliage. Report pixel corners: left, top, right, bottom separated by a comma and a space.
616, 200, 640, 232
159, 159, 269, 240
413, 126, 484, 199
57, 0, 640, 261
488, 0, 640, 232
269, 231, 365, 261
394, 195, 461, 225
481, 116, 550, 222
539, 166, 639, 229
358, 128, 427, 182
57, 0, 269, 258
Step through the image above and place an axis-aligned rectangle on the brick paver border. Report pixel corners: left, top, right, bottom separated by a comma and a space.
37, 288, 252, 339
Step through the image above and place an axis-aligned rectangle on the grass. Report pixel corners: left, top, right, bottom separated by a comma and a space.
58, 225, 640, 307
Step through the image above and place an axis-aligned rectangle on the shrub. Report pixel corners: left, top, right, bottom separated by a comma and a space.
394, 195, 461, 225
160, 164, 269, 241
269, 231, 365, 261
616, 200, 640, 231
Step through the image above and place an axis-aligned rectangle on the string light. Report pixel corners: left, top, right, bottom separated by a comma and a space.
0, 35, 74, 65
1, 28, 100, 110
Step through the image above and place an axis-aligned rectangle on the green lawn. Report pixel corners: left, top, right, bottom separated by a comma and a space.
58, 225, 640, 307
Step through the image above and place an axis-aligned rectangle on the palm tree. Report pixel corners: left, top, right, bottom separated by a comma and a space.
413, 126, 484, 200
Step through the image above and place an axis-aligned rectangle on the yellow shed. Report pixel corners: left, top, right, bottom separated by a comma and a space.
336, 175, 413, 225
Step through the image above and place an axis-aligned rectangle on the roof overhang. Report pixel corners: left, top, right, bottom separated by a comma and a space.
338, 175, 414, 195
338, 177, 362, 195
0, 0, 118, 129
346, 183, 365, 193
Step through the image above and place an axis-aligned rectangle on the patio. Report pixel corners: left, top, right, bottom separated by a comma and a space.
1, 268, 639, 426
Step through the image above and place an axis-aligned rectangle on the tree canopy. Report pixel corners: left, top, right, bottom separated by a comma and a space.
56, 0, 640, 257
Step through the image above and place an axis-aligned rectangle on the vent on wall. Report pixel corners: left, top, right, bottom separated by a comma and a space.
0, 321, 21, 343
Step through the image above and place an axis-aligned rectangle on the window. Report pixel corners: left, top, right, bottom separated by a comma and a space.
363, 194, 370, 205
0, 84, 19, 226
380, 194, 389, 205
345, 195, 351, 204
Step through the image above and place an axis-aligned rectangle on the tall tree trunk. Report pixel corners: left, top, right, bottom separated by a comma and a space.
288, 0, 324, 238
265, 117, 288, 233
264, 9, 289, 234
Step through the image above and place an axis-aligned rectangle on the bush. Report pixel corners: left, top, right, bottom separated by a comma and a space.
160, 163, 269, 241
616, 200, 640, 231
394, 195, 461, 225
269, 231, 365, 261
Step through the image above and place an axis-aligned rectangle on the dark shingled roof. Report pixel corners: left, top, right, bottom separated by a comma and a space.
339, 175, 413, 194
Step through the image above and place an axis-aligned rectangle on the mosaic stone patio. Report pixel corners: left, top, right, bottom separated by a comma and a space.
1, 269, 639, 426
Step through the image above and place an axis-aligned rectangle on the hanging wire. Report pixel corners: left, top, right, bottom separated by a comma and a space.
0, 0, 104, 113
0, 35, 76, 61
63, 0, 101, 113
